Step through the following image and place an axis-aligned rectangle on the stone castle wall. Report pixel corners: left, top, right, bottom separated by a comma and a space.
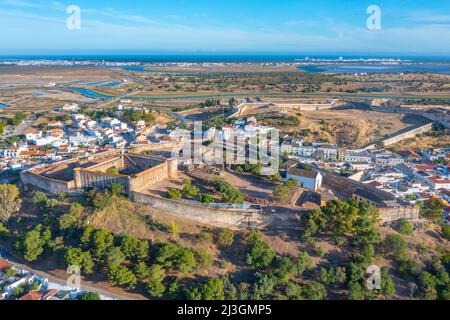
366, 123, 434, 150
379, 206, 421, 225
20, 171, 75, 194
75, 169, 131, 194
131, 191, 298, 230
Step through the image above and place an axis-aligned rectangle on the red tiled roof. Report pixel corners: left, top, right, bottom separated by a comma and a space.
0, 258, 13, 272
42, 289, 58, 300
416, 165, 436, 171
18, 291, 44, 301
434, 179, 450, 184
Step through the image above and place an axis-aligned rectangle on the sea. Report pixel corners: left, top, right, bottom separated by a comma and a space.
1, 54, 450, 63
1, 54, 450, 74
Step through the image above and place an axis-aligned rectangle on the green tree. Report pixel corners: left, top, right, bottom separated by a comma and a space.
284, 281, 302, 300
59, 203, 84, 230
178, 249, 198, 273
397, 259, 420, 278
301, 209, 328, 239
146, 264, 166, 298
417, 272, 438, 300
347, 281, 366, 300
106, 247, 125, 267
91, 229, 114, 263
421, 198, 445, 221
187, 278, 225, 300
0, 184, 22, 224
65, 248, 95, 274
296, 251, 315, 276
0, 222, 9, 236
134, 261, 150, 280
246, 230, 275, 269
120, 235, 149, 261
156, 243, 197, 273
380, 267, 396, 297
14, 225, 51, 262
107, 263, 137, 289
78, 292, 101, 300
323, 200, 359, 235
302, 281, 327, 300
210, 178, 244, 204
383, 234, 408, 261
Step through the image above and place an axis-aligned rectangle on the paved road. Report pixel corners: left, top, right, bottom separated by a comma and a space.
0, 248, 146, 300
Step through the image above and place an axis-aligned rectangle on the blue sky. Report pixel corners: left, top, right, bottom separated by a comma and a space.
0, 0, 449, 55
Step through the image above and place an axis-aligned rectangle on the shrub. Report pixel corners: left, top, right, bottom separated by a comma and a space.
198, 193, 214, 204
166, 188, 182, 200
197, 248, 214, 267
198, 230, 214, 243
217, 229, 235, 247
397, 219, 414, 236
183, 179, 200, 198
442, 225, 450, 241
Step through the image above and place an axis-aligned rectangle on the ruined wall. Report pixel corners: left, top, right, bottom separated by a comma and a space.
20, 171, 75, 194
131, 192, 298, 230
380, 206, 421, 225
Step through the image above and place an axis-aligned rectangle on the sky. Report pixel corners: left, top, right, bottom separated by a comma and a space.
0, 0, 449, 55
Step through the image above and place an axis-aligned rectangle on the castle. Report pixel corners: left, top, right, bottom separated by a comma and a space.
20, 150, 178, 196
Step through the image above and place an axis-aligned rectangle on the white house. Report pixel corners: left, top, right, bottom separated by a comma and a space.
62, 103, 79, 112
430, 178, 450, 191
286, 167, 323, 191
26, 131, 43, 141
350, 162, 371, 171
